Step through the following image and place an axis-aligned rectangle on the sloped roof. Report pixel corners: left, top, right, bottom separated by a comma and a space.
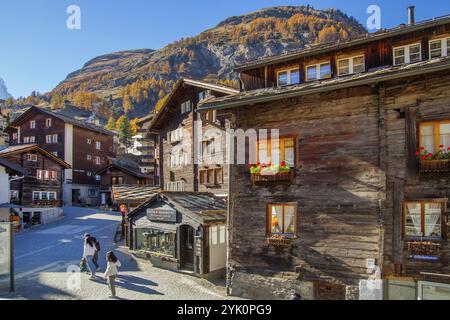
127, 192, 226, 224
200, 56, 450, 111
235, 14, 450, 72
112, 185, 161, 205
149, 78, 239, 130
0, 158, 27, 175
0, 144, 71, 168
7, 106, 114, 135
96, 159, 151, 179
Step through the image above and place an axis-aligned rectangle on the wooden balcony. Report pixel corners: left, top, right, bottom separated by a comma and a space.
420, 159, 450, 173
250, 169, 294, 185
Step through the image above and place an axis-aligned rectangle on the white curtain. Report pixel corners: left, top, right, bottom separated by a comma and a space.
439, 123, 450, 150
425, 203, 441, 237
406, 203, 422, 236
421, 125, 434, 152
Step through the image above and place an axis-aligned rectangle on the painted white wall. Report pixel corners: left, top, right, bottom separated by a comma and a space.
0, 165, 10, 204
209, 224, 227, 272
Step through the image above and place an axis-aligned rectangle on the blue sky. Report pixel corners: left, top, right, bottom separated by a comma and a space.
0, 0, 449, 97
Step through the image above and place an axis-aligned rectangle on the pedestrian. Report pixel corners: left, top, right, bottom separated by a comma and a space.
83, 233, 97, 279
91, 235, 101, 272
103, 251, 121, 299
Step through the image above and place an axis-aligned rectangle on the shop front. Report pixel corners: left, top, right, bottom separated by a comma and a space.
127, 192, 227, 279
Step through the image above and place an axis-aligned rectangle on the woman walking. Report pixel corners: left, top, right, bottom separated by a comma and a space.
104, 251, 121, 299
83, 234, 97, 279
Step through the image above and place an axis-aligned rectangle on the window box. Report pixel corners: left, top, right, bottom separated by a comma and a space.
250, 169, 294, 185
406, 241, 441, 257
420, 159, 450, 173
266, 235, 293, 248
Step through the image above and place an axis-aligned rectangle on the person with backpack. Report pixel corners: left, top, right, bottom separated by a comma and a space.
103, 251, 121, 299
91, 236, 101, 272
83, 233, 97, 279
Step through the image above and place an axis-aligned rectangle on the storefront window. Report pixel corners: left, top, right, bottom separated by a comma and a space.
136, 228, 175, 257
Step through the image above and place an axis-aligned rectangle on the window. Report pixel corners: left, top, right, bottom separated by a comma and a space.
257, 136, 296, 167
46, 118, 52, 127
32, 191, 40, 200
50, 171, 57, 181
198, 91, 211, 102
136, 228, 176, 257
46, 135, 52, 144
30, 120, 36, 129
43, 170, 50, 180
199, 168, 223, 185
94, 156, 101, 165
95, 175, 101, 181
419, 120, 450, 153
202, 139, 216, 157
52, 134, 58, 143
87, 139, 92, 145
87, 171, 92, 177
41, 192, 48, 200
10, 190, 19, 200
169, 128, 184, 142
88, 189, 97, 197
24, 136, 35, 144
404, 200, 447, 239
429, 37, 450, 59
202, 110, 217, 124
277, 68, 300, 86
181, 100, 192, 114
337, 55, 365, 76
87, 154, 92, 161
166, 181, 185, 191
96, 141, 101, 150
306, 62, 331, 81
267, 203, 298, 237
36, 169, 43, 180
12, 133, 17, 140
112, 176, 124, 185
32, 191, 57, 201
215, 168, 223, 184
393, 43, 421, 65
170, 153, 189, 168
27, 154, 37, 162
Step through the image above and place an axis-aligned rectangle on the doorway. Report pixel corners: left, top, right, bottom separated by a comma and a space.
72, 189, 81, 204
179, 225, 195, 271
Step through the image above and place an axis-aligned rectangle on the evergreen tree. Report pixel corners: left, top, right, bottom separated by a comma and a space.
116, 115, 133, 151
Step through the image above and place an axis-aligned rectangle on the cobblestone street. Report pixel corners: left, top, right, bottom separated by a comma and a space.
6, 207, 239, 300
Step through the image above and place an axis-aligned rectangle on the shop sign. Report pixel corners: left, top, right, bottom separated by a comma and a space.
410, 255, 440, 261
147, 208, 177, 223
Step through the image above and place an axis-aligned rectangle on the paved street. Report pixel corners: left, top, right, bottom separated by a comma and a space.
7, 206, 237, 300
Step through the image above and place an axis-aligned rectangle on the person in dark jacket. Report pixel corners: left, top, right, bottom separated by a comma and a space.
91, 235, 101, 272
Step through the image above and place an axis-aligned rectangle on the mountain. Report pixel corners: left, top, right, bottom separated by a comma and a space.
0, 77, 12, 100
51, 5, 367, 118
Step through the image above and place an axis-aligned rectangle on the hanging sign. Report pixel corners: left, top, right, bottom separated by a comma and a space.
147, 208, 177, 223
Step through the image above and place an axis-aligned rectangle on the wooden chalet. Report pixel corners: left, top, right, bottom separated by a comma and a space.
126, 192, 227, 279
199, 10, 450, 300
148, 78, 239, 195
6, 106, 115, 206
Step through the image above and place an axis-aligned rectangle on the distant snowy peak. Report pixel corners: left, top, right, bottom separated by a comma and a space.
0, 76, 12, 99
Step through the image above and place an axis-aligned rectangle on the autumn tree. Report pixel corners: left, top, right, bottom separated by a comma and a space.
105, 116, 116, 131
50, 95, 65, 110
130, 118, 139, 135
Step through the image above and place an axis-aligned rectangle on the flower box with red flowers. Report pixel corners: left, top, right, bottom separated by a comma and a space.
417, 146, 450, 173
248, 161, 295, 185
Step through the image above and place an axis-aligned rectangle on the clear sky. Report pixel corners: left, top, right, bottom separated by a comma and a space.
0, 0, 449, 98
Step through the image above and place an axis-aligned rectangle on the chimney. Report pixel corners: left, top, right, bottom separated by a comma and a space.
408, 5, 415, 26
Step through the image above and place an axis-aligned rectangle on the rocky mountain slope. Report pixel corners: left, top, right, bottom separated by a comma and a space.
51, 5, 367, 118
0, 77, 11, 100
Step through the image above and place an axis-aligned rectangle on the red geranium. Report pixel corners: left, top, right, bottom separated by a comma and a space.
440, 145, 445, 148
428, 153, 433, 157
420, 147, 425, 150
416, 151, 420, 156
281, 161, 286, 167
422, 156, 427, 161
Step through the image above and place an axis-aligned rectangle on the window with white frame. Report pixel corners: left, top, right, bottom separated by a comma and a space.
181, 100, 192, 114
24, 136, 35, 143
32, 191, 57, 201
51, 171, 58, 181
87, 154, 92, 160
169, 128, 184, 143
393, 43, 421, 65
52, 134, 58, 143
30, 120, 36, 129
87, 138, 92, 145
429, 37, 450, 59
96, 141, 101, 150
94, 156, 101, 165
46, 135, 52, 144
337, 55, 365, 76
46, 118, 52, 127
170, 153, 189, 168
306, 62, 331, 81
87, 171, 92, 177
166, 181, 185, 192
10, 190, 19, 200
27, 154, 37, 162
277, 68, 300, 86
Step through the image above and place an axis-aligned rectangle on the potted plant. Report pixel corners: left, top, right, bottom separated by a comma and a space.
249, 161, 293, 184
416, 145, 450, 172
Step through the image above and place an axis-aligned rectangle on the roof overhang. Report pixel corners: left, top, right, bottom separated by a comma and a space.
200, 58, 450, 111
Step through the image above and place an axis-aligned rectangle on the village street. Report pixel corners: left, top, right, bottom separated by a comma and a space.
5, 207, 237, 300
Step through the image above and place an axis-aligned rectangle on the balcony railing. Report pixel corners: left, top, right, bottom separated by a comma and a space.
420, 160, 450, 173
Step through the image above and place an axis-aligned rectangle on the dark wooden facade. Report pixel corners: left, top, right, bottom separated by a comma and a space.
200, 16, 450, 299
0, 145, 70, 207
